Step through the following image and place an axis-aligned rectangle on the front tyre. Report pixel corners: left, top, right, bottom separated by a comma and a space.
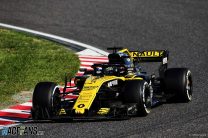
123, 80, 152, 116
31, 82, 61, 120
164, 68, 193, 102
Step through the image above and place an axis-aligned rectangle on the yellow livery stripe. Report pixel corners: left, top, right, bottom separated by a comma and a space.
73, 76, 125, 114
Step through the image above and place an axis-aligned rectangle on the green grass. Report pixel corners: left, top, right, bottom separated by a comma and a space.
0, 28, 80, 108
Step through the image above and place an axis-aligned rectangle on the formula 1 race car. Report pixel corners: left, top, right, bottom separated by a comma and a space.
31, 47, 193, 120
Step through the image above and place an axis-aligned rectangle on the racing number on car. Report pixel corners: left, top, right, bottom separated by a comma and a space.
77, 104, 85, 108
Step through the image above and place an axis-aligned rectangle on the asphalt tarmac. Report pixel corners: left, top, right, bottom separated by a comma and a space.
0, 0, 208, 137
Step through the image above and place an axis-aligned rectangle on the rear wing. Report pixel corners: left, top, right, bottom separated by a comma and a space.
130, 50, 169, 64
130, 50, 169, 78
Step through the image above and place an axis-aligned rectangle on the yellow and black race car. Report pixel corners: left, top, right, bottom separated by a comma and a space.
31, 47, 193, 120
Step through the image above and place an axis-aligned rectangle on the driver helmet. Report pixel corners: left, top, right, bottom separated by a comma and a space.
95, 67, 102, 75
117, 52, 133, 68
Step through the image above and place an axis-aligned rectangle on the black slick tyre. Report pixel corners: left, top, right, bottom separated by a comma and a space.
123, 80, 152, 116
164, 68, 193, 102
31, 82, 60, 120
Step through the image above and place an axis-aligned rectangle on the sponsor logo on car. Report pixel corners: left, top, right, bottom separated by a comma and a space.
108, 80, 118, 87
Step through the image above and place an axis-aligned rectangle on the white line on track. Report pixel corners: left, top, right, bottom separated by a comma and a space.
80, 66, 93, 70
80, 62, 95, 65
0, 23, 109, 56
0, 109, 31, 114
20, 102, 32, 107
0, 118, 19, 123
80, 59, 108, 62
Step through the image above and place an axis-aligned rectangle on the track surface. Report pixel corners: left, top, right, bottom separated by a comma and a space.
0, 0, 208, 137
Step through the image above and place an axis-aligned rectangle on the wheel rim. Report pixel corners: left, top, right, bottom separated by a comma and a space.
142, 82, 151, 113
52, 87, 61, 114
186, 70, 192, 101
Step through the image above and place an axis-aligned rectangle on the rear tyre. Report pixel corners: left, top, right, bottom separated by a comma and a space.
31, 82, 60, 120
123, 80, 152, 116
164, 68, 193, 102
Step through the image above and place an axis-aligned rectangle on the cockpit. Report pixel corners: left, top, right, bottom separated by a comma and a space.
93, 64, 127, 76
